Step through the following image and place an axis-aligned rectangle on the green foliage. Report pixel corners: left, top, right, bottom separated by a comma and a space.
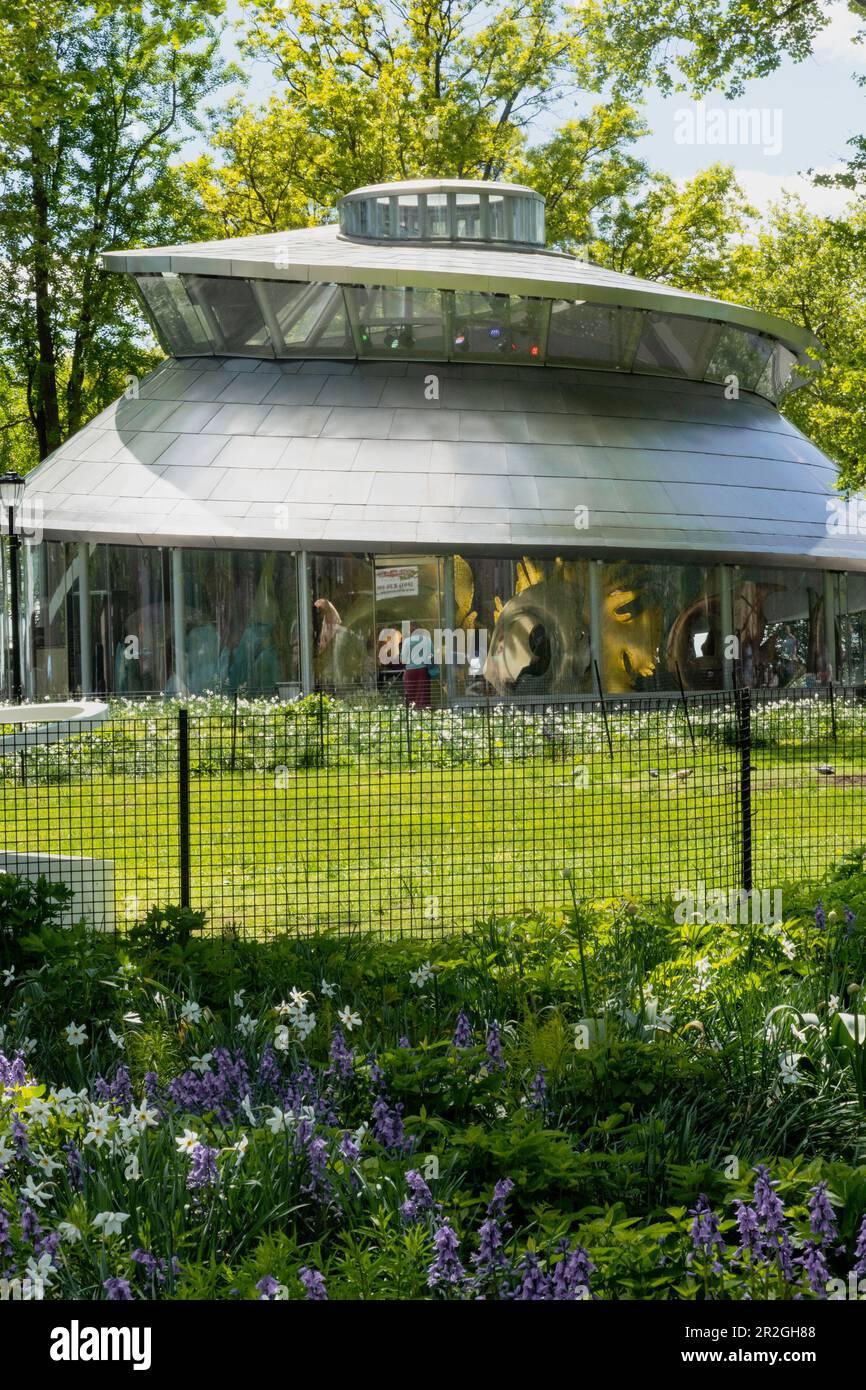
129, 904, 208, 953
0, 873, 74, 961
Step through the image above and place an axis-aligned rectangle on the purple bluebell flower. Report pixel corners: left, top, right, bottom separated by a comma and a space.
187, 1143, 219, 1192
339, 1132, 360, 1165
732, 1201, 764, 1262
328, 1028, 355, 1082
551, 1239, 595, 1299
299, 1266, 327, 1301
371, 1095, 407, 1152
397, 1035, 411, 1050
815, 899, 826, 931
453, 1010, 473, 1049
527, 1065, 548, 1116
485, 1022, 505, 1071
487, 1177, 514, 1220
753, 1165, 786, 1234
256, 1275, 280, 1300
808, 1181, 837, 1242
104, 1277, 134, 1301
515, 1250, 552, 1299
851, 1213, 866, 1277
427, 1221, 465, 1292
689, 1194, 726, 1270
401, 1170, 436, 1223
800, 1240, 830, 1297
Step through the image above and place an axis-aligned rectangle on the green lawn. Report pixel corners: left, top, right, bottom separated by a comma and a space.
1, 697, 864, 933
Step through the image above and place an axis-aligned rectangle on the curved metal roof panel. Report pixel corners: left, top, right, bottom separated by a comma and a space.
24, 357, 859, 568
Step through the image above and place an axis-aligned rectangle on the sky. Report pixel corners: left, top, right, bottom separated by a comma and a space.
210, 0, 866, 222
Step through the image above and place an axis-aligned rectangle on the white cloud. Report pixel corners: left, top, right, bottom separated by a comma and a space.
732, 166, 857, 220
813, 2, 866, 67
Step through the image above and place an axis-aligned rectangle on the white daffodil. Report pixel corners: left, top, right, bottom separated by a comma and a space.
274, 1025, 291, 1053
237, 1014, 257, 1038
92, 1211, 129, 1238
108, 1027, 125, 1051
127, 1103, 158, 1132
320, 979, 336, 999
180, 1001, 202, 1025
2, 967, 15, 987
293, 1012, 316, 1041
33, 1151, 61, 1177
190, 1053, 213, 1076
84, 1117, 112, 1148
241, 1094, 257, 1126
266, 1107, 296, 1135
289, 987, 309, 1010
25, 1096, 52, 1125
175, 1129, 199, 1155
21, 1175, 51, 1208
233, 1133, 249, 1158
780, 938, 796, 961
410, 962, 433, 988
829, 995, 840, 1015
337, 1007, 361, 1032
0, 1136, 14, 1166
58, 1222, 82, 1244
780, 1051, 802, 1085
25, 1253, 55, 1288
65, 1022, 87, 1047
233, 990, 245, 1008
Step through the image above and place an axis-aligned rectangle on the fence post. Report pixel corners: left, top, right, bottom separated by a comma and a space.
737, 686, 753, 892
178, 708, 191, 911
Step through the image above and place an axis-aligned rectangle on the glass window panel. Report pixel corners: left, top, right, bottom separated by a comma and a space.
396, 194, 421, 238
475, 556, 592, 698
183, 276, 273, 357
181, 549, 299, 696
632, 312, 721, 378
29, 540, 78, 698
373, 555, 443, 704
704, 324, 774, 392
487, 194, 507, 241
734, 565, 827, 688
86, 544, 168, 696
310, 554, 376, 694
450, 292, 545, 362
755, 343, 799, 401
454, 192, 482, 239
547, 301, 643, 369
256, 280, 354, 357
135, 273, 212, 355
425, 193, 450, 238
512, 196, 544, 245
374, 197, 392, 238
839, 573, 866, 685
346, 284, 446, 357
600, 562, 723, 693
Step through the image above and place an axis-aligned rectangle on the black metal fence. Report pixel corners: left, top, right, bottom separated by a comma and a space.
1, 686, 864, 937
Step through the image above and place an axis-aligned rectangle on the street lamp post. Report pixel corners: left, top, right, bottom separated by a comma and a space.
0, 471, 26, 702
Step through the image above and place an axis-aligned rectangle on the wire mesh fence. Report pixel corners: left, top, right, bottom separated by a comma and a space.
0, 687, 864, 937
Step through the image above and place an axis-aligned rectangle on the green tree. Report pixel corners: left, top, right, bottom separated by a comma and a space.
0, 0, 228, 469
723, 198, 866, 492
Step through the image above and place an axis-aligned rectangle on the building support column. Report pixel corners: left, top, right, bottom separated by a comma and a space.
720, 564, 734, 690
297, 550, 314, 694
76, 542, 92, 697
442, 556, 457, 705
588, 559, 604, 691
170, 547, 188, 695
823, 570, 838, 682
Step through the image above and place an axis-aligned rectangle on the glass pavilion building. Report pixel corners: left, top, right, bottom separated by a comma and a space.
13, 178, 866, 702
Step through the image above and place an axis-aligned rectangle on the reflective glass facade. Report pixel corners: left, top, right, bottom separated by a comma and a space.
132, 273, 800, 402
20, 542, 866, 701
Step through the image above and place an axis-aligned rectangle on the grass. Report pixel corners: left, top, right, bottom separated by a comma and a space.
0, 695, 863, 933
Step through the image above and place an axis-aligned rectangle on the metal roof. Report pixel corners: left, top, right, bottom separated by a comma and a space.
24, 356, 861, 568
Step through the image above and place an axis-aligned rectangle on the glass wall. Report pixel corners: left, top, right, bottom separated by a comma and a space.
28, 540, 79, 698
133, 271, 804, 401
88, 545, 169, 696
732, 565, 828, 687
310, 554, 376, 693
600, 561, 723, 693
180, 549, 299, 696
